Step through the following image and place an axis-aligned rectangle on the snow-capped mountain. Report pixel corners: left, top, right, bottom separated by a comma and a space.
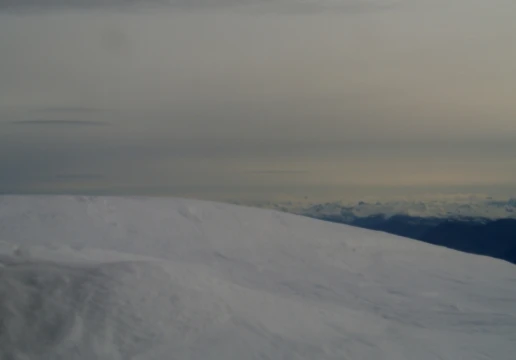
0, 196, 515, 359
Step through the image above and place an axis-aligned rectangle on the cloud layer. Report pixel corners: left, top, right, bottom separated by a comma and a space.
11, 120, 109, 126
1, 1, 515, 200
0, 0, 396, 13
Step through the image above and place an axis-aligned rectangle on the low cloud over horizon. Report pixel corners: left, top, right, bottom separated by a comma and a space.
1, 0, 515, 201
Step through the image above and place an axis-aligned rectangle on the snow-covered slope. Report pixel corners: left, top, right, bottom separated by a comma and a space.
0, 196, 514, 360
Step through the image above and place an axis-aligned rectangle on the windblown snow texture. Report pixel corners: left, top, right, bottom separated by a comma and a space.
0, 196, 515, 359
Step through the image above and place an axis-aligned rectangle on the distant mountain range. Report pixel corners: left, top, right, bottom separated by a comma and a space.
313, 214, 516, 264
246, 197, 516, 264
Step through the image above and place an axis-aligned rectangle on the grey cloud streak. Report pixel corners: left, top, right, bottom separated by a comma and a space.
245, 170, 310, 174
10, 120, 110, 126
34, 107, 107, 114
55, 173, 105, 180
0, 0, 398, 13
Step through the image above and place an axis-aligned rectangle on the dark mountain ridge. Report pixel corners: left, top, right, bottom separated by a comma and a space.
310, 214, 516, 264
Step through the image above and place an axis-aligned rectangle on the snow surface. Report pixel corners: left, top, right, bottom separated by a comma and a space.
0, 195, 515, 360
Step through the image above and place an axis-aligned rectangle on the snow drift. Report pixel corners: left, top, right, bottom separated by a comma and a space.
0, 196, 514, 360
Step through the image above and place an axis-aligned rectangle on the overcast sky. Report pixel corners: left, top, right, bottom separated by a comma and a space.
1, 0, 515, 201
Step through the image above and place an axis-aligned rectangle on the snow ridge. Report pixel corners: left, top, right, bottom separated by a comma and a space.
0, 196, 515, 360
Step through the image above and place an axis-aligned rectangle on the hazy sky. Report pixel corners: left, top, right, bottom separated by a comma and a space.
1, 0, 515, 201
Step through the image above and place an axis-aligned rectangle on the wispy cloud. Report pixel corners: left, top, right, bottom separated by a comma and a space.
10, 119, 109, 127
0, 0, 166, 11
34, 107, 107, 114
245, 170, 310, 175
55, 173, 105, 180
0, 0, 398, 13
